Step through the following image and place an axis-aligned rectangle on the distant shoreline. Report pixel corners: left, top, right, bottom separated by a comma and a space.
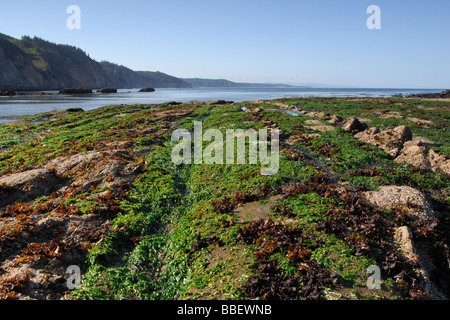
1, 88, 448, 97
1, 88, 448, 125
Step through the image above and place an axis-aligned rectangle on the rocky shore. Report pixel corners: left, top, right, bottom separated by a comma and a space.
0, 87, 153, 97
0, 90, 16, 96
407, 89, 450, 99
0, 97, 448, 301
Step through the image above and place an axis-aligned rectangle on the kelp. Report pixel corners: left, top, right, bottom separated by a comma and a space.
237, 218, 338, 300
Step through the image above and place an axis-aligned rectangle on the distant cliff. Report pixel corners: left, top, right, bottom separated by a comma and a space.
0, 33, 190, 90
183, 78, 307, 88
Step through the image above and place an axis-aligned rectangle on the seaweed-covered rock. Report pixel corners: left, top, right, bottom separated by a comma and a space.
392, 225, 447, 300
0, 169, 63, 207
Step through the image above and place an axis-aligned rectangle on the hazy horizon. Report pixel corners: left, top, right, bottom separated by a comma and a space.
1, 0, 449, 89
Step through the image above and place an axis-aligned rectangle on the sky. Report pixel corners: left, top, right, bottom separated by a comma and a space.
0, 0, 449, 88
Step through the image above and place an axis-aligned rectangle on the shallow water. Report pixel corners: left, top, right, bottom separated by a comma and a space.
0, 87, 442, 123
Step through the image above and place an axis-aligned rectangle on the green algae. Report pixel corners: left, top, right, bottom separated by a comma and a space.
0, 97, 448, 300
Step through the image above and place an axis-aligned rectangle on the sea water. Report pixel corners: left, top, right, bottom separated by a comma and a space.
0, 87, 443, 123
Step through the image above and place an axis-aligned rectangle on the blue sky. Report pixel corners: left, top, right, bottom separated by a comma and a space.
0, 0, 449, 88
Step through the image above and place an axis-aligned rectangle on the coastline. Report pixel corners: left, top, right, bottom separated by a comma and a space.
0, 96, 449, 300
1, 88, 448, 125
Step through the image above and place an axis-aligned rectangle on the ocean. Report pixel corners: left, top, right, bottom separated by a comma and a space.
0, 87, 444, 124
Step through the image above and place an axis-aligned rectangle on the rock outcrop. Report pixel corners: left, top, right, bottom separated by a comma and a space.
394, 141, 431, 170
408, 89, 450, 99
204, 100, 234, 105
139, 87, 155, 92
341, 117, 368, 134
59, 88, 93, 94
97, 88, 117, 93
355, 125, 412, 157
271, 100, 448, 176
327, 114, 342, 125
0, 168, 63, 208
362, 186, 436, 221
393, 141, 450, 174
362, 186, 446, 299
354, 125, 449, 174
427, 149, 450, 175
0, 90, 15, 96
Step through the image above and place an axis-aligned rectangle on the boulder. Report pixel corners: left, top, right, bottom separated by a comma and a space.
386, 125, 413, 144
427, 149, 450, 175
66, 108, 84, 113
394, 226, 415, 259
97, 88, 117, 93
362, 186, 435, 221
163, 101, 182, 106
362, 185, 450, 299
327, 114, 342, 125
59, 88, 92, 94
394, 141, 431, 171
341, 117, 368, 134
354, 125, 412, 157
393, 225, 447, 299
354, 127, 381, 144
394, 141, 450, 175
139, 87, 155, 92
0, 90, 16, 96
408, 90, 450, 99
204, 100, 234, 105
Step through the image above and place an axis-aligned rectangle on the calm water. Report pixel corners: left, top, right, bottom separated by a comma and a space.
0, 87, 443, 124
